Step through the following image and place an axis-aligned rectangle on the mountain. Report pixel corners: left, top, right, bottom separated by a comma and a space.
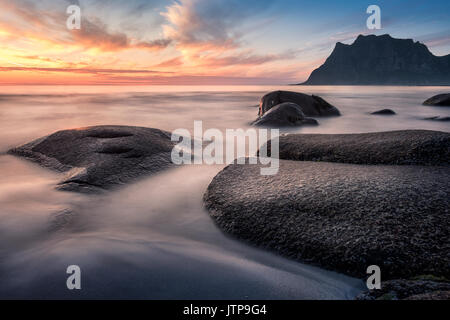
300, 34, 450, 85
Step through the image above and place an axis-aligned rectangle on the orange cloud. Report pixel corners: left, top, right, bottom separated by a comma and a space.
0, 0, 171, 53
153, 56, 184, 68
0, 66, 171, 75
70, 18, 171, 52
0, 0, 310, 85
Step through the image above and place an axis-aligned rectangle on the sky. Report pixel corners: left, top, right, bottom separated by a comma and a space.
0, 0, 449, 85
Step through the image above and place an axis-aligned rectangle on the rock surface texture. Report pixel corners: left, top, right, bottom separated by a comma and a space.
253, 90, 340, 127
258, 90, 340, 117
8, 125, 176, 193
269, 130, 450, 166
357, 279, 450, 300
423, 93, 450, 106
204, 130, 450, 281
252, 102, 319, 127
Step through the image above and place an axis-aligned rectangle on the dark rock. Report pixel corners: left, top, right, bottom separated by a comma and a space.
424, 116, 450, 121
8, 125, 176, 193
258, 90, 340, 117
204, 160, 450, 279
404, 291, 450, 300
205, 130, 450, 279
423, 93, 450, 106
301, 34, 450, 85
356, 279, 450, 300
252, 102, 318, 127
371, 109, 396, 115
266, 130, 450, 166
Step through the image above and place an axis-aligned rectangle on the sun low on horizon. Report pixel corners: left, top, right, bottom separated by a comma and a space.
0, 0, 449, 85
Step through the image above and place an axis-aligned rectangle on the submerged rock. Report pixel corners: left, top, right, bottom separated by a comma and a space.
423, 116, 450, 122
8, 125, 176, 193
258, 90, 340, 117
267, 130, 450, 166
252, 102, 319, 127
423, 93, 450, 106
204, 160, 450, 279
370, 109, 396, 115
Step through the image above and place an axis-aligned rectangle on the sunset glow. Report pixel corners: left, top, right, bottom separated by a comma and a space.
1, 0, 449, 85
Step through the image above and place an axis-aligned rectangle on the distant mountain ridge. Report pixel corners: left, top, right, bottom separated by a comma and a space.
300, 34, 450, 85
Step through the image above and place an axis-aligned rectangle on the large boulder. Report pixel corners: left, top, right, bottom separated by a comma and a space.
204, 130, 450, 279
423, 93, 450, 106
204, 160, 450, 279
252, 102, 318, 127
259, 91, 340, 117
266, 130, 450, 166
8, 125, 176, 193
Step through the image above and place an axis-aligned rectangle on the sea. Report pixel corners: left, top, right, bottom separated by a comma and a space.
0, 85, 448, 299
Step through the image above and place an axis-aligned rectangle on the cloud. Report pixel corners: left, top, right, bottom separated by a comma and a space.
416, 30, 450, 50
70, 18, 128, 51
88, 74, 288, 85
329, 31, 368, 44
426, 37, 450, 49
0, 0, 171, 52
70, 17, 171, 51
0, 66, 172, 75
135, 38, 173, 50
161, 0, 276, 50
160, 0, 294, 70
162, 0, 241, 50
198, 50, 298, 68
0, 0, 301, 82
153, 56, 184, 68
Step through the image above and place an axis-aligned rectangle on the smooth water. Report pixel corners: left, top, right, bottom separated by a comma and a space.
0, 85, 448, 299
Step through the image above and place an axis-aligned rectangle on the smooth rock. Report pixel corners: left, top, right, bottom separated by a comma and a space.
252, 102, 319, 127
423, 116, 450, 122
370, 109, 396, 115
8, 125, 176, 193
265, 130, 450, 166
204, 160, 450, 279
258, 90, 340, 117
423, 93, 450, 106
